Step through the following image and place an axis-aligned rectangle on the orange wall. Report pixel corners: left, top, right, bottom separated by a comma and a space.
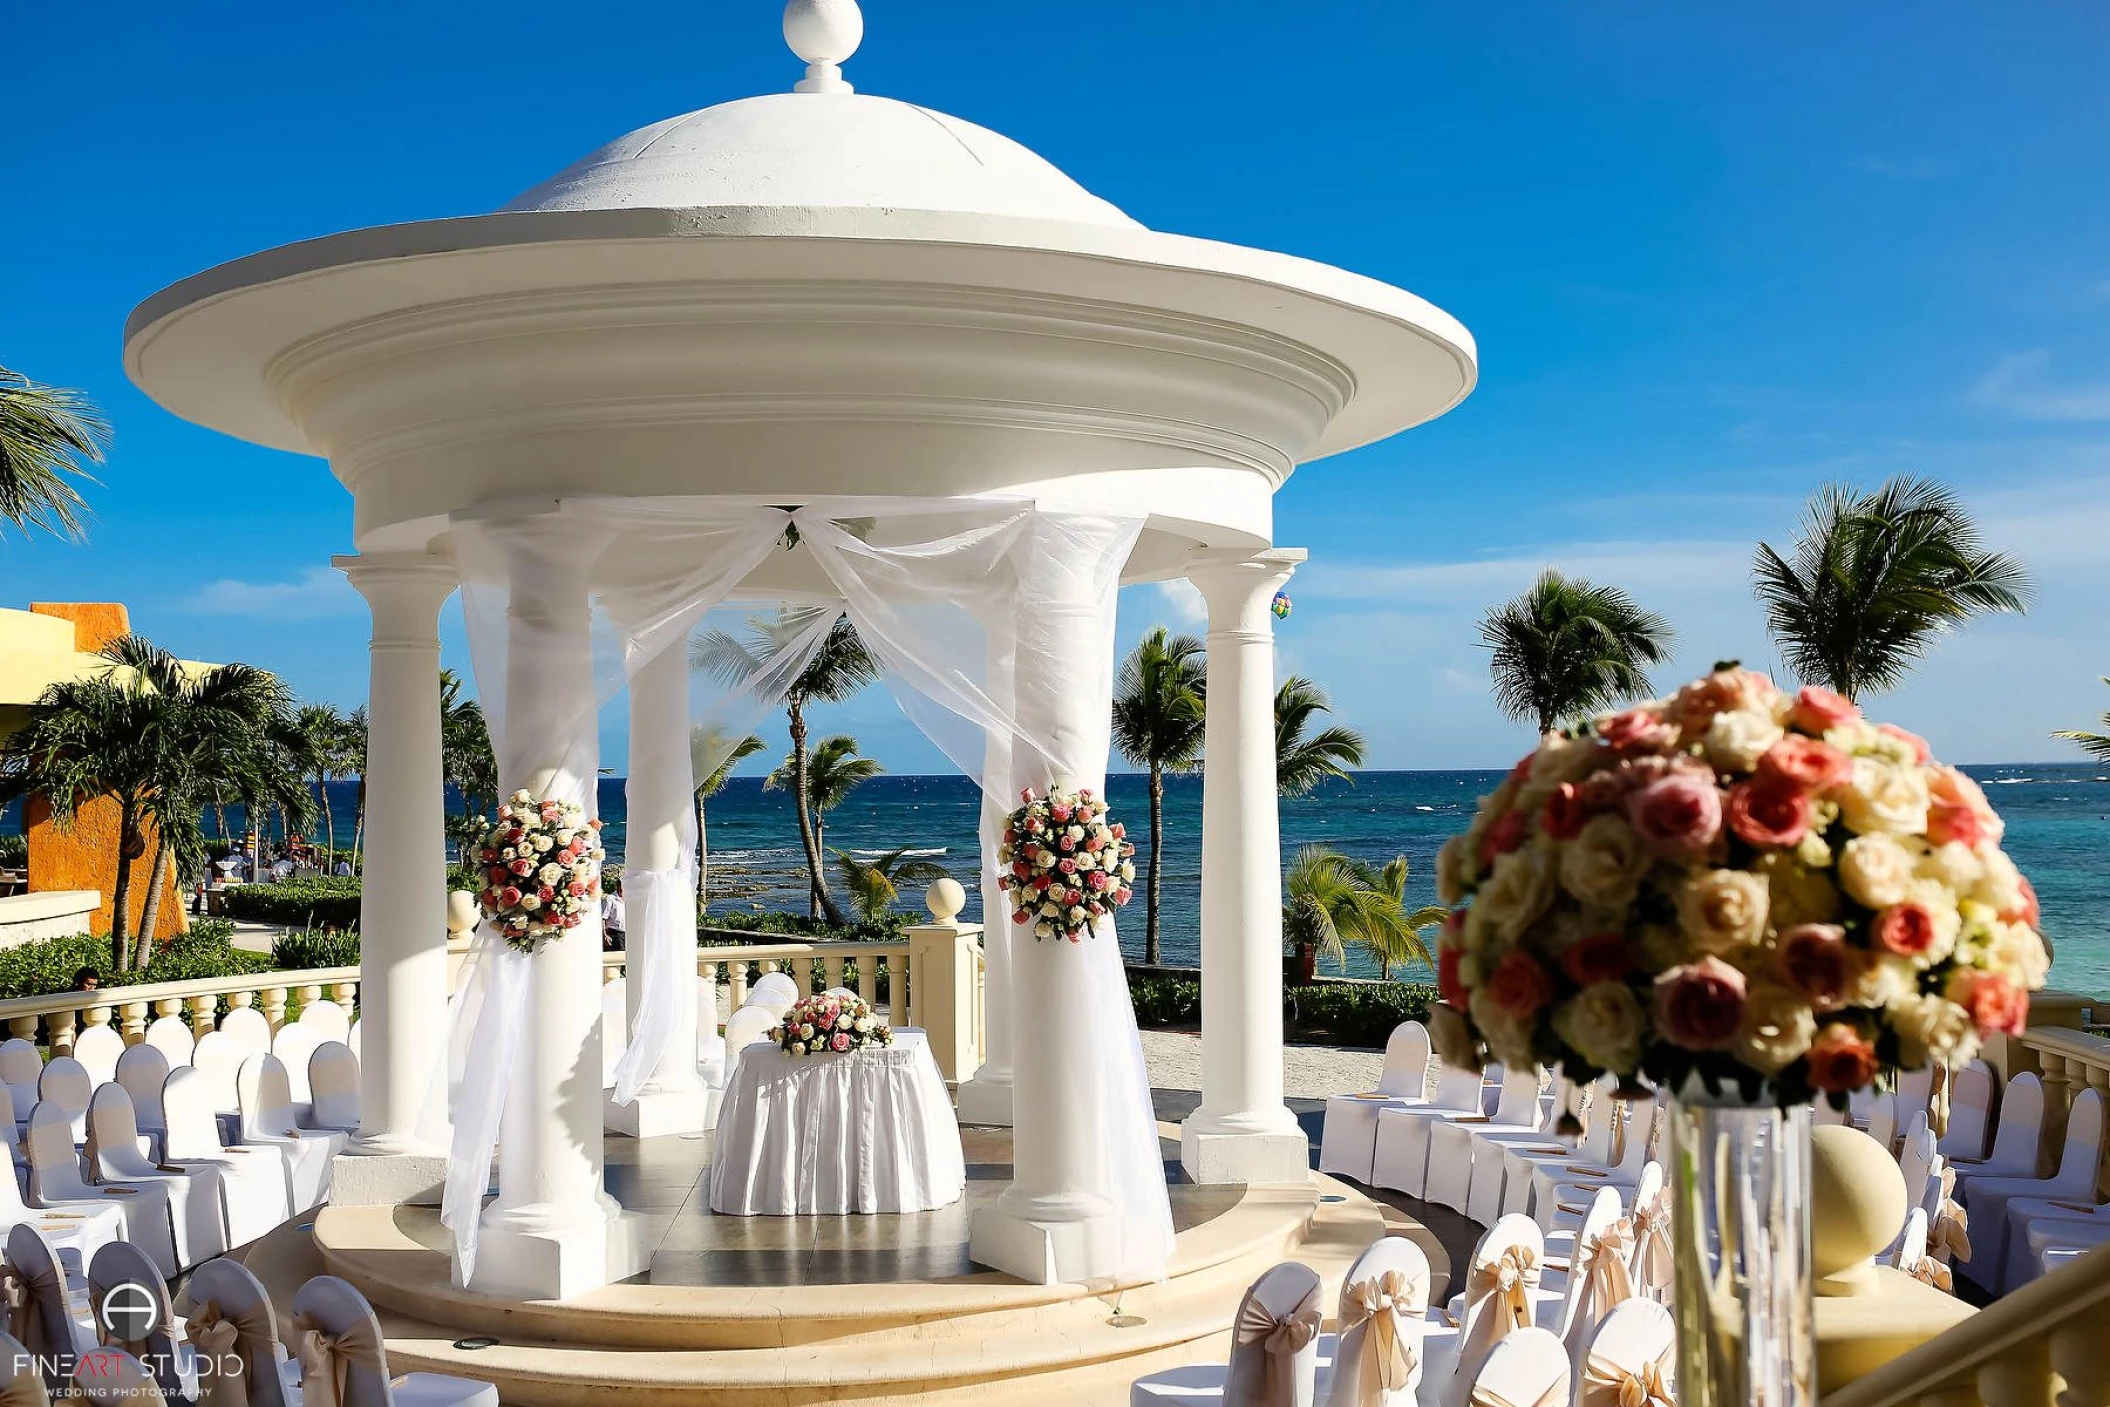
20, 603, 189, 941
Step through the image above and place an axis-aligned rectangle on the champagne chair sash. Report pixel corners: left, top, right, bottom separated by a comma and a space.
1338, 1270, 1414, 1406
185, 1303, 257, 1407
1929, 1167, 1971, 1263
1627, 1192, 1674, 1300
1907, 1255, 1955, 1294
1569, 1221, 1635, 1338
291, 1310, 385, 1407
1578, 1347, 1675, 1407
1467, 1379, 1568, 1407
1234, 1281, 1323, 1406
1468, 1245, 1539, 1336
0, 1329, 49, 1407
0, 1272, 49, 1372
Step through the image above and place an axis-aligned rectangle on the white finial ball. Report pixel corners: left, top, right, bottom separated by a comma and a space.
446, 890, 480, 935
785, 0, 863, 92
925, 877, 966, 925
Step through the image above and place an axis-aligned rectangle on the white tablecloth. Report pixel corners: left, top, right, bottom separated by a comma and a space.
707, 1030, 968, 1215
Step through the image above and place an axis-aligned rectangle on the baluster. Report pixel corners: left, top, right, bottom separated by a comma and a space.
2055, 1317, 2110, 1407
729, 962, 750, 1011
153, 998, 184, 1023
49, 1007, 78, 1058
260, 987, 289, 1032
227, 990, 256, 1013
294, 984, 322, 1025
8, 1016, 37, 1044
330, 981, 358, 1009
699, 961, 721, 1034
759, 958, 780, 976
1978, 1334, 2055, 1407
823, 955, 845, 993
187, 994, 219, 1036
797, 956, 818, 994
119, 1001, 150, 1044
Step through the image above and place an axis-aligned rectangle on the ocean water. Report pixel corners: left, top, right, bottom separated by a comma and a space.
11, 764, 2107, 989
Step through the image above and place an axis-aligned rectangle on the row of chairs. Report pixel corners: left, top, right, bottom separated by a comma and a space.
1944, 1074, 2110, 1293
1131, 1224, 1675, 1407
6, 998, 357, 1111
0, 1223, 494, 1406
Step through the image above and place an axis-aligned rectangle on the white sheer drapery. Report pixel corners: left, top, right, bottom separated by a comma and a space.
439, 495, 1174, 1285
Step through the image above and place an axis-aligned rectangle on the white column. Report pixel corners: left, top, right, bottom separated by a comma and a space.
331, 551, 455, 1207
474, 516, 646, 1299
1180, 547, 1311, 1185
954, 701, 1015, 1125
604, 642, 709, 1136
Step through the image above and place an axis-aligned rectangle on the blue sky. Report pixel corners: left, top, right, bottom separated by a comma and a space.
5, 2, 2108, 774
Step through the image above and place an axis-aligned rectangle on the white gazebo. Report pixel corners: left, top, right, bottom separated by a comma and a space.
124, 0, 1473, 1363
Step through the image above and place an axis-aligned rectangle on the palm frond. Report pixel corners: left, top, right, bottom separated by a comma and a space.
0, 367, 104, 541
1111, 627, 1208, 773
1478, 570, 1674, 733
1274, 677, 1366, 797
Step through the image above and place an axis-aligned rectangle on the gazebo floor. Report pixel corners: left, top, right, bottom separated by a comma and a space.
246, 1123, 1426, 1405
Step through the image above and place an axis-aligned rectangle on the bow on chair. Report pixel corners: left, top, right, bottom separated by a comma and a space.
1467, 1373, 1571, 1407
1627, 1191, 1675, 1302
1578, 1347, 1676, 1407
292, 1311, 386, 1407
185, 1303, 252, 1407
1, 1266, 54, 1368
1467, 1244, 1540, 1340
1235, 1283, 1323, 1407
1573, 1221, 1635, 1331
1929, 1166, 1971, 1264
1908, 1255, 1956, 1294
1339, 1269, 1417, 1405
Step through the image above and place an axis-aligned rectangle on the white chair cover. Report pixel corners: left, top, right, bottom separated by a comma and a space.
1425, 1067, 1542, 1214
88, 1240, 192, 1404
114, 1046, 172, 1151
269, 1026, 322, 1108
1461, 1326, 1568, 1407
1369, 1063, 1486, 1198
190, 1035, 245, 1117
1318, 1022, 1432, 1184
712, 1007, 780, 1129
1893, 1066, 1936, 1139
218, 1010, 270, 1058
1318, 1237, 1427, 1407
1968, 1088, 2105, 1292
744, 974, 801, 1020
1219, 1262, 1323, 1407
1885, 1120, 1939, 1260
234, 1056, 341, 1213
307, 1045, 361, 1135
289, 1274, 500, 1407
184, 1255, 295, 1407
347, 1020, 361, 1062
1622, 1166, 1673, 1303
1432, 1215, 1544, 1407
1939, 1060, 1997, 1162
87, 1085, 227, 1268
1459, 1076, 1576, 1226
1865, 1094, 1900, 1155
0, 1044, 39, 1091
24, 1105, 179, 1280
69, 1030, 123, 1091
1501, 1079, 1618, 1219
1893, 1207, 1930, 1270
1574, 1298, 1674, 1407
0, 1330, 51, 1406
297, 1001, 351, 1044
5, 1224, 90, 1397
1950, 1073, 2046, 1184
34, 1063, 92, 1144
0, 1121, 123, 1283
160, 1071, 294, 1249
1535, 1098, 1655, 1228
142, 1018, 196, 1070
1549, 1189, 1633, 1360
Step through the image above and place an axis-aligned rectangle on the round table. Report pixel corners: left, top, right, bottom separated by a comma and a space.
707, 1030, 968, 1215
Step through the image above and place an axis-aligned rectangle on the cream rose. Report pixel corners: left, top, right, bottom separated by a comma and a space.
1986, 921, 2051, 989
1469, 988, 1537, 1071
1888, 992, 1979, 1068
1837, 833, 1916, 909
1704, 707, 1785, 775
1737, 982, 1817, 1075
1835, 759, 1931, 837
1917, 840, 1985, 893
1972, 850, 2026, 917
1435, 834, 1469, 906
1553, 982, 1647, 1072
1677, 868, 1771, 957
1757, 852, 1842, 929
1559, 814, 1652, 910
1844, 952, 1916, 1010
1475, 842, 1557, 941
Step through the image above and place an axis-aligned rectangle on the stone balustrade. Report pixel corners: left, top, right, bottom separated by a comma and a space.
0, 966, 361, 1056
2008, 1024, 2110, 1195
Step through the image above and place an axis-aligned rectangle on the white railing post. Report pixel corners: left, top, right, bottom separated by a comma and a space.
904, 882, 984, 1088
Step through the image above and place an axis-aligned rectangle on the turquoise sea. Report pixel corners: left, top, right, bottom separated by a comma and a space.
11, 764, 2107, 990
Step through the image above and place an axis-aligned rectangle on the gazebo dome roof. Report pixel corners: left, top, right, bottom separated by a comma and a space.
505, 93, 1139, 230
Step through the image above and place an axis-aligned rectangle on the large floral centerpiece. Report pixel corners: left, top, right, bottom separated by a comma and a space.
1433, 664, 2048, 1106
475, 789, 606, 955
774, 992, 893, 1056
997, 786, 1137, 942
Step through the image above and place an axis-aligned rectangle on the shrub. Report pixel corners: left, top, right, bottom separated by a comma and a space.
0, 834, 26, 868
0, 920, 270, 1000
702, 910, 908, 944
221, 877, 362, 929
271, 926, 362, 970
1282, 981, 1439, 1049
1128, 973, 1202, 1028
138, 921, 275, 983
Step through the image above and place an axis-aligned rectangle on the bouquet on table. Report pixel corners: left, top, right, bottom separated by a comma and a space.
475, 789, 606, 955
774, 993, 893, 1057
997, 786, 1137, 942
1432, 664, 2049, 1107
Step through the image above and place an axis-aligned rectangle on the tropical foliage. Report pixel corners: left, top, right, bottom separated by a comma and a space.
832, 846, 951, 923
1281, 844, 1438, 982
2054, 678, 2110, 766
1275, 676, 1367, 797
0, 366, 103, 541
693, 728, 767, 909
440, 669, 498, 855
1479, 569, 1675, 734
696, 610, 880, 923
1111, 627, 1207, 964
1754, 476, 2030, 701
768, 734, 882, 884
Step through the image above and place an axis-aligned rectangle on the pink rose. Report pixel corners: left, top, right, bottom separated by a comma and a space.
1086, 836, 1105, 853
512, 858, 535, 877
1114, 887, 1133, 904
2005, 876, 2041, 929
1758, 735, 1853, 793
1877, 723, 1932, 765
1926, 800, 1984, 849
1437, 943, 1470, 1010
1560, 931, 1633, 986
1627, 772, 1723, 856
1599, 709, 1678, 756
1653, 956, 1747, 1049
1488, 951, 1553, 1019
1873, 901, 1939, 960
1059, 836, 1075, 853
1775, 924, 1851, 1011
1478, 809, 1528, 868
1927, 766, 2002, 846
1012, 910, 1030, 924
1949, 970, 2028, 1037
1806, 1023, 1879, 1093
1789, 686, 1858, 734
1051, 803, 1072, 822
1541, 782, 1592, 841
1058, 858, 1077, 875
1110, 823, 1126, 840
500, 885, 522, 908
1725, 777, 1812, 848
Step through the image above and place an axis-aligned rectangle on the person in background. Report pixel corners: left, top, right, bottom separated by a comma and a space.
601, 876, 626, 951
74, 967, 101, 993
333, 857, 352, 876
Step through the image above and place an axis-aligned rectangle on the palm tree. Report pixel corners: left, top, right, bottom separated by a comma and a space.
1275, 676, 1367, 798
294, 703, 347, 861
0, 367, 103, 540
439, 670, 498, 856
693, 728, 767, 910
1363, 855, 1449, 981
766, 734, 881, 919
695, 610, 880, 923
1479, 570, 1676, 734
339, 706, 368, 873
2055, 679, 2110, 766
1281, 845, 1434, 985
832, 847, 951, 924
1110, 627, 1206, 965
1754, 476, 2031, 702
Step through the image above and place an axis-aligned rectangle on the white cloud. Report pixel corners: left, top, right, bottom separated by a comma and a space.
1154, 578, 1207, 626
181, 567, 359, 620
1970, 351, 2110, 422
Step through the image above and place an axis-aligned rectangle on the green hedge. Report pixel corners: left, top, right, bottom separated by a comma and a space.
270, 926, 362, 970
220, 878, 362, 929
0, 920, 272, 1001
1128, 973, 1201, 1027
702, 910, 908, 943
1283, 981, 1439, 1048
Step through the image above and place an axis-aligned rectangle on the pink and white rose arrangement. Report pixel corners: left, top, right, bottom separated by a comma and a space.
475, 788, 606, 955
773, 993, 893, 1057
997, 786, 1137, 942
1433, 664, 2049, 1106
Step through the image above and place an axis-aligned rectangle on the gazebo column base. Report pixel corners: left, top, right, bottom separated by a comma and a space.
330, 1148, 448, 1207
471, 1205, 653, 1301
969, 1197, 1124, 1286
603, 1087, 717, 1139
1178, 1123, 1310, 1186
955, 1071, 1015, 1127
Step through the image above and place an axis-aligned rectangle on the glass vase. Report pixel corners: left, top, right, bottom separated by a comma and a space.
1668, 1086, 1815, 1407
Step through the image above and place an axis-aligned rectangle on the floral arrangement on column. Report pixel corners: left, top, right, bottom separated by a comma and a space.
997, 786, 1137, 941
774, 992, 893, 1056
474, 788, 606, 955
1431, 664, 2048, 1107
